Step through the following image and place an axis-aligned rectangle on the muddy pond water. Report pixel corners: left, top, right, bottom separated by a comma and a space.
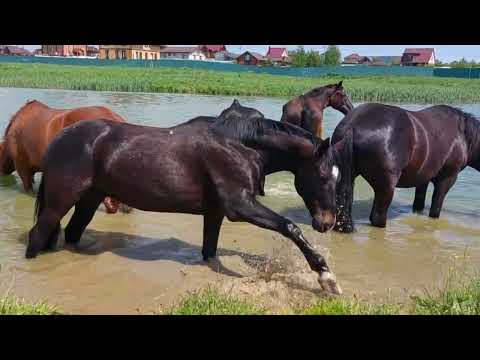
1, 87, 479, 313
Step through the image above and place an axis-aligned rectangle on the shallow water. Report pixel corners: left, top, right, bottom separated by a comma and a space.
1, 87, 480, 313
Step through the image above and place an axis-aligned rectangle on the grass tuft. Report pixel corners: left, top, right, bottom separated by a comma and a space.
0, 296, 61, 315
161, 286, 266, 315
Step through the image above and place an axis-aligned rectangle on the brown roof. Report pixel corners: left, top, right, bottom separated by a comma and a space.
1, 45, 31, 55
160, 46, 200, 54
239, 51, 267, 61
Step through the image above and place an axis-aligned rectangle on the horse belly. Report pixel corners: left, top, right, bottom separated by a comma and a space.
97, 152, 206, 214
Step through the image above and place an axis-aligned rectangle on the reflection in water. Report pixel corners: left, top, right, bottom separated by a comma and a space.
1, 87, 480, 313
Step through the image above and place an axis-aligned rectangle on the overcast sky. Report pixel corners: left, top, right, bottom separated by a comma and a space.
17, 45, 480, 62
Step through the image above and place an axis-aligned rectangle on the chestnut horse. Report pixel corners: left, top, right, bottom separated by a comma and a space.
0, 100, 131, 214
281, 81, 354, 138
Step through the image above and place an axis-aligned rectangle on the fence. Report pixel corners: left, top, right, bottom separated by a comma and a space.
0, 55, 438, 78
433, 67, 480, 79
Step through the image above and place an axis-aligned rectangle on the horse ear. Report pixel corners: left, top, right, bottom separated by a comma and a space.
232, 99, 240, 107
336, 80, 343, 89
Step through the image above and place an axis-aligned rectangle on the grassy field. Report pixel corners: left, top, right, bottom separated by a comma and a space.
1, 63, 480, 104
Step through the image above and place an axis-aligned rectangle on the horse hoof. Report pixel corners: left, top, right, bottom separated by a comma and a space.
25, 249, 38, 259
318, 272, 342, 295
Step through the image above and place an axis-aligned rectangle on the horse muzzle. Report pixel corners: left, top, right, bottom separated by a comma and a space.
312, 210, 336, 233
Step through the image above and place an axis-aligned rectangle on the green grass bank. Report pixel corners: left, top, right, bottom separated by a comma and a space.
1, 63, 480, 104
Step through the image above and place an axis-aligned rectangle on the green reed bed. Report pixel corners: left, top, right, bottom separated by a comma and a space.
1, 63, 480, 104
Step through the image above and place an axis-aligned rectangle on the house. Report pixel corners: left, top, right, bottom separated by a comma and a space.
87, 46, 99, 57
401, 48, 435, 66
98, 45, 164, 60
42, 45, 88, 57
266, 47, 290, 64
237, 51, 267, 66
370, 56, 402, 66
33, 48, 42, 55
214, 51, 238, 62
0, 45, 32, 56
342, 53, 373, 65
159, 46, 207, 60
198, 45, 227, 59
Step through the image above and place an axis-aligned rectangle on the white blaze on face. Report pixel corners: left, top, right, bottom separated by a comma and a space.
332, 165, 339, 180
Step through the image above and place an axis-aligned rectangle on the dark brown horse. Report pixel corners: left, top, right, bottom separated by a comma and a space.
0, 100, 131, 214
281, 81, 354, 138
27, 101, 347, 294
331, 103, 480, 232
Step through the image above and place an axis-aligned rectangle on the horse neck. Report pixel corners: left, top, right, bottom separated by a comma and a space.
258, 149, 299, 175
4, 101, 51, 138
250, 130, 317, 174
467, 131, 480, 171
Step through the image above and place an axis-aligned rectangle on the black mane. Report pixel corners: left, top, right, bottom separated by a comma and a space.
447, 106, 480, 153
211, 100, 322, 151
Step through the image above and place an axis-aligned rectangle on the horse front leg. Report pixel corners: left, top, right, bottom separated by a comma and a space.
224, 194, 341, 295
15, 163, 34, 192
412, 183, 429, 213
369, 172, 399, 228
202, 209, 224, 261
429, 174, 458, 218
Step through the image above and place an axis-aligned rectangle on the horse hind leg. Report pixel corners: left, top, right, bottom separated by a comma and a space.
65, 190, 105, 246
27, 208, 61, 258
27, 174, 95, 258
412, 183, 429, 213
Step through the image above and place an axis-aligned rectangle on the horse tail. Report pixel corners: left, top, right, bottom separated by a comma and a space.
34, 175, 46, 223
333, 127, 355, 233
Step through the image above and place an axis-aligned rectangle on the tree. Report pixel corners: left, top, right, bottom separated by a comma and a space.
323, 45, 341, 65
291, 46, 307, 67
305, 49, 324, 67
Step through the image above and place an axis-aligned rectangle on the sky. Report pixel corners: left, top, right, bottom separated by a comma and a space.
16, 45, 480, 62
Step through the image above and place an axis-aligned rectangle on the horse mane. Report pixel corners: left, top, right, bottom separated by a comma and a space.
445, 106, 480, 154
303, 84, 336, 98
3, 100, 45, 139
211, 100, 322, 152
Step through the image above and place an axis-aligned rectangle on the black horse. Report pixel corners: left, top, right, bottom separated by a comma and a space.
281, 81, 354, 138
27, 101, 346, 294
331, 103, 480, 233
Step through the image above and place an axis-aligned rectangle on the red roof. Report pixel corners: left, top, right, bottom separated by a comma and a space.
201, 45, 226, 52
266, 47, 288, 60
402, 48, 434, 64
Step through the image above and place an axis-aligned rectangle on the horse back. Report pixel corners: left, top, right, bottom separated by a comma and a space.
49, 106, 125, 138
